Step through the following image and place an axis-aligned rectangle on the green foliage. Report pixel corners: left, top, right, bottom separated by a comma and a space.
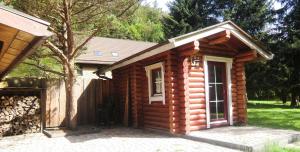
218, 0, 275, 35
251, 0, 300, 104
162, 0, 275, 38
264, 143, 300, 152
248, 100, 300, 131
101, 5, 165, 42
162, 0, 220, 38
8, 48, 63, 78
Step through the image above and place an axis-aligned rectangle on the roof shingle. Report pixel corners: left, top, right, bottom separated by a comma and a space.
76, 37, 157, 65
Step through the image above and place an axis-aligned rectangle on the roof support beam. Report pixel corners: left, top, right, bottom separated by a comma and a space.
208, 30, 230, 45
235, 50, 257, 62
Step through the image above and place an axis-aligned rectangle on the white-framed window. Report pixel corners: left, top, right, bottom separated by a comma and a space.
145, 62, 165, 104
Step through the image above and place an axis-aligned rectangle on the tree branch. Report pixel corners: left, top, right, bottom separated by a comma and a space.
49, 26, 67, 42
23, 62, 65, 76
72, 9, 109, 25
43, 40, 68, 62
71, 27, 103, 58
116, 0, 139, 17
72, 4, 94, 16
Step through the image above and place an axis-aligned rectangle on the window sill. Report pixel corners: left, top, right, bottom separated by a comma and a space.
149, 96, 164, 104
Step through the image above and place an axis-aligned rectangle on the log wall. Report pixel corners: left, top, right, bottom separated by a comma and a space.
187, 55, 207, 131
233, 60, 247, 123
176, 45, 207, 133
113, 52, 171, 131
166, 51, 179, 133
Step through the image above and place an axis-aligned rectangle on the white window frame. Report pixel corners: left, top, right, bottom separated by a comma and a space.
203, 56, 233, 128
145, 62, 165, 104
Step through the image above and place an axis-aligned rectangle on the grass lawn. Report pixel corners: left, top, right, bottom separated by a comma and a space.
248, 100, 300, 131
264, 144, 300, 152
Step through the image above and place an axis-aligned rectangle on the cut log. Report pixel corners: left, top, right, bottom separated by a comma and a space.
0, 95, 40, 137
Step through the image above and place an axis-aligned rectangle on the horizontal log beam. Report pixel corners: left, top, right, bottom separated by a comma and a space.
208, 30, 231, 45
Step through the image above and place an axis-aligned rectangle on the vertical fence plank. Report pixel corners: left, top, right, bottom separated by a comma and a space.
59, 79, 66, 126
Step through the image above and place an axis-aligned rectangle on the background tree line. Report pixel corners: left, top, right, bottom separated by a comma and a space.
2, 0, 300, 107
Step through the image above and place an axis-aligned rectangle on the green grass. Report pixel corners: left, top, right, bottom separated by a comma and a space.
264, 143, 300, 152
248, 100, 300, 131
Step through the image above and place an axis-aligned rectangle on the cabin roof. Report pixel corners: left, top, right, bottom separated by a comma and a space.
76, 37, 157, 65
103, 21, 273, 72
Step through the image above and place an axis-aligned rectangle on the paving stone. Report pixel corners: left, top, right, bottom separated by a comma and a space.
186, 126, 300, 152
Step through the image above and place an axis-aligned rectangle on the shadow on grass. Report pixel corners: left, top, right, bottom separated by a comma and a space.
248, 101, 300, 131
248, 112, 300, 131
247, 102, 291, 109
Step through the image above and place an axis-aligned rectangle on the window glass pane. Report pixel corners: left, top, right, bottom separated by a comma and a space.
217, 102, 225, 119
151, 68, 162, 95
209, 84, 216, 101
216, 84, 224, 100
210, 102, 217, 120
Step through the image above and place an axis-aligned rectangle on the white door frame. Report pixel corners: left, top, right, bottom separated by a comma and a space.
203, 55, 233, 128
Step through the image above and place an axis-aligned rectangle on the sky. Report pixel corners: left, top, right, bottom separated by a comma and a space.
142, 0, 173, 12
142, 0, 283, 12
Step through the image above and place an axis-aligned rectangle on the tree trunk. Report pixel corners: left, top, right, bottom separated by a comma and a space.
281, 95, 287, 104
280, 89, 287, 104
64, 60, 77, 130
290, 92, 297, 108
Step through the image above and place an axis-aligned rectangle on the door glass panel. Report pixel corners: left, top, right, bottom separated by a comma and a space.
217, 102, 225, 119
209, 85, 216, 101
208, 65, 215, 83
216, 84, 224, 100
210, 102, 217, 120
215, 65, 223, 83
208, 61, 227, 122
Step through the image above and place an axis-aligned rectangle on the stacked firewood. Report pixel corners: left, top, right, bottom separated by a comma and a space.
0, 96, 41, 137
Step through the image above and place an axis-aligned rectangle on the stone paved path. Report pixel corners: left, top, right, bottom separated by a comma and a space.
186, 126, 300, 151
0, 128, 239, 152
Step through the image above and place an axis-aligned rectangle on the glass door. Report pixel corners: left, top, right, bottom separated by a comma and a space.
208, 61, 228, 122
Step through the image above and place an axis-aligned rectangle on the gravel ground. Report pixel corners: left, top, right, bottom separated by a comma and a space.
0, 128, 240, 152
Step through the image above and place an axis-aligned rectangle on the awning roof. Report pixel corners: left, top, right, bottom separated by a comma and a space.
0, 5, 52, 79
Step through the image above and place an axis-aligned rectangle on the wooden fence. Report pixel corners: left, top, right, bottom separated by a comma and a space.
43, 78, 113, 128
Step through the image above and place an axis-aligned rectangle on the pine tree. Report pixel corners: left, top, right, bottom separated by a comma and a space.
278, 0, 300, 107
218, 0, 275, 36
162, 0, 220, 38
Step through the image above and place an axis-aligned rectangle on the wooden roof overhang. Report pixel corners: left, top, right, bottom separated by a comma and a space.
0, 6, 52, 79
102, 21, 273, 73
195, 30, 258, 59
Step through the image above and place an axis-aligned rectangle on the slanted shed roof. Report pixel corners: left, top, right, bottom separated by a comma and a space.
0, 5, 52, 79
76, 37, 157, 65
104, 21, 273, 72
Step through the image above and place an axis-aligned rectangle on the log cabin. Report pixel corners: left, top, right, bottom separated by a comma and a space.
101, 21, 273, 134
